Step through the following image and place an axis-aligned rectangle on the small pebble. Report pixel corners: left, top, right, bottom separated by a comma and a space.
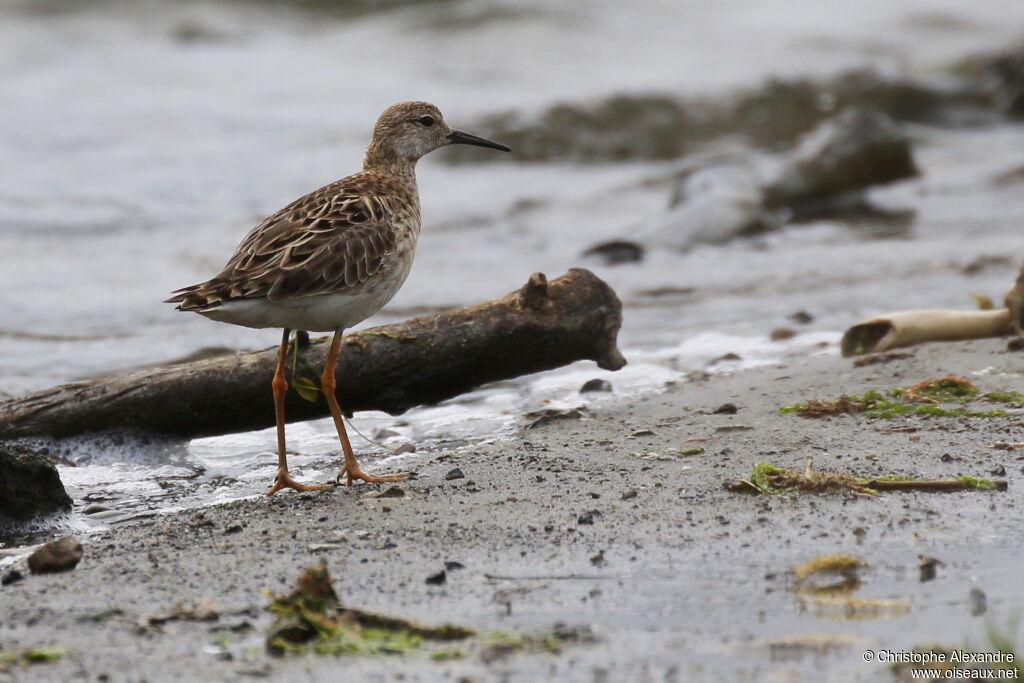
621, 489, 638, 501
379, 486, 405, 499
2, 569, 24, 585
580, 378, 612, 394
714, 402, 738, 415
789, 310, 814, 324
425, 570, 447, 585
445, 468, 466, 481
770, 327, 797, 341
27, 536, 83, 574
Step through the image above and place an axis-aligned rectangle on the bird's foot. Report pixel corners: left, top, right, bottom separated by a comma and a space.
266, 468, 334, 496
335, 465, 410, 486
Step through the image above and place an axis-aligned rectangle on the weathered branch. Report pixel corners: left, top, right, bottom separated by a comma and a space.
864, 479, 1007, 492
840, 309, 1012, 357
0, 269, 625, 440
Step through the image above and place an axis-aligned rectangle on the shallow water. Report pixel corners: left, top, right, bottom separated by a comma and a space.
2, 1, 1024, 543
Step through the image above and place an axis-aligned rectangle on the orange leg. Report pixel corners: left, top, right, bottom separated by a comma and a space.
267, 328, 331, 496
323, 327, 409, 485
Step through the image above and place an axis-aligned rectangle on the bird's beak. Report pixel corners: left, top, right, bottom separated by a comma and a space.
446, 129, 511, 152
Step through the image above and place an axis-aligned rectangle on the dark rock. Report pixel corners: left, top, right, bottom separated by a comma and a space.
27, 536, 83, 574
789, 310, 814, 324
1007, 337, 1024, 352
2, 569, 24, 585
621, 489, 638, 501
224, 524, 243, 534
379, 486, 406, 499
444, 561, 465, 571
710, 353, 742, 365
0, 442, 72, 522
762, 107, 918, 209
581, 240, 645, 265
579, 378, 613, 394
770, 327, 797, 341
445, 468, 465, 481
425, 570, 447, 585
969, 587, 987, 617
714, 403, 738, 415
577, 510, 602, 526
985, 44, 1024, 116
918, 555, 944, 583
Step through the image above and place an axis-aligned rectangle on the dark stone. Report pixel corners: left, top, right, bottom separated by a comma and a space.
577, 510, 602, 526
581, 240, 645, 265
0, 442, 72, 522
986, 44, 1024, 116
762, 107, 918, 210
379, 486, 406, 498
1008, 337, 1024, 352
770, 327, 797, 341
425, 570, 447, 585
444, 561, 465, 571
714, 403, 738, 415
2, 569, 24, 585
580, 378, 613, 394
445, 468, 465, 481
27, 536, 83, 574
789, 310, 814, 324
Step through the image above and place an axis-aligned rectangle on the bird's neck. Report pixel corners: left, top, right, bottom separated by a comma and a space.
363, 142, 419, 182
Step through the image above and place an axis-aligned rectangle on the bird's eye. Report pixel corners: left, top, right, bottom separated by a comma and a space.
418, 115, 435, 127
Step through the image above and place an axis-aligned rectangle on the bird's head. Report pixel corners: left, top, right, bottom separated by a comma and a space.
364, 101, 510, 169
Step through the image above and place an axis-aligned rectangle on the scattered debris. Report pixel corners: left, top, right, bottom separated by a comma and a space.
798, 594, 911, 621
148, 598, 220, 626
793, 554, 868, 594
780, 378, 1024, 419
729, 461, 1006, 496
266, 561, 473, 657
577, 510, 602, 525
919, 556, 945, 583
0, 647, 67, 671
523, 407, 588, 429
968, 587, 987, 617
852, 351, 914, 367
761, 633, 869, 661
27, 536, 83, 574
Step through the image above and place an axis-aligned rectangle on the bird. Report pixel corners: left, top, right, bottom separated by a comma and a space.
165, 101, 510, 495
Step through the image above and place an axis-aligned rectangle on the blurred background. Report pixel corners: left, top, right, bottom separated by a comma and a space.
2, 0, 1024, 511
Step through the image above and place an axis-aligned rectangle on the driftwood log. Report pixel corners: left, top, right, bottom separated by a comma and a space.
840, 309, 1013, 357
0, 269, 625, 440
841, 258, 1024, 356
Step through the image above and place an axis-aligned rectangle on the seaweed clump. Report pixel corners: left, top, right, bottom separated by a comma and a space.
266, 561, 473, 657
730, 462, 1006, 496
780, 376, 1021, 419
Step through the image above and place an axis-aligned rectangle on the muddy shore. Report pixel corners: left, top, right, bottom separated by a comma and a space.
3, 337, 1024, 682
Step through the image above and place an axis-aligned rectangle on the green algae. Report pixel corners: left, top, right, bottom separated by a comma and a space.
781, 383, 1013, 420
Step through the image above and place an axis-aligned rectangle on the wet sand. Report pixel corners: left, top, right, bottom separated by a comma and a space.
3, 337, 1024, 682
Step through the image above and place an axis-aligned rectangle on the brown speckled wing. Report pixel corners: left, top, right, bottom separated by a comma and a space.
166, 178, 398, 311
